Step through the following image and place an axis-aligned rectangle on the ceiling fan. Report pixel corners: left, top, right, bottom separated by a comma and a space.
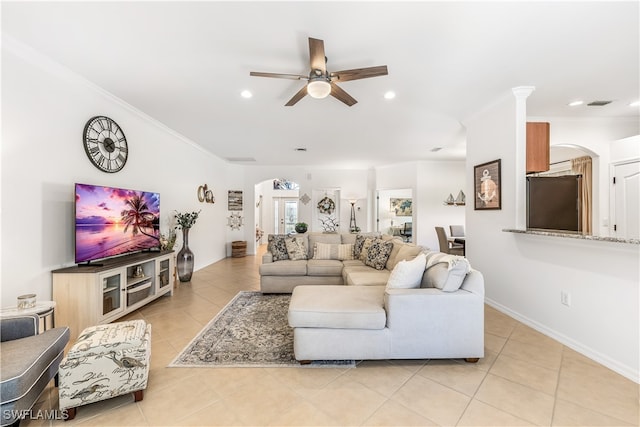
250, 37, 388, 107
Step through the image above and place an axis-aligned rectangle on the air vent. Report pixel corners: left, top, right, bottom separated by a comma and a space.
587, 100, 612, 106
226, 157, 256, 162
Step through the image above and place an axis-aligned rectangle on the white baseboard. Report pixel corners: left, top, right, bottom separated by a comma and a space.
485, 297, 639, 384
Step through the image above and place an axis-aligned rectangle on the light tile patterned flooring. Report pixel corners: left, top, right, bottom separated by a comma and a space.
29, 249, 638, 426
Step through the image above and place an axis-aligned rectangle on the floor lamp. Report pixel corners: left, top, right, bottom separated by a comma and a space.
349, 200, 358, 232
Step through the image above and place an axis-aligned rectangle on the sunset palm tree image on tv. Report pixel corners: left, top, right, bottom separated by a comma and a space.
75, 183, 160, 264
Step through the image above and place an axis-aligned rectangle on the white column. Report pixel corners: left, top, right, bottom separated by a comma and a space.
512, 86, 535, 229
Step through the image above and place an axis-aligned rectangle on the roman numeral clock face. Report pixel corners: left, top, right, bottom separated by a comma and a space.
83, 116, 128, 173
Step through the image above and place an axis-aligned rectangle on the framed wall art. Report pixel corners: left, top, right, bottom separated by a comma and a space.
474, 159, 501, 210
390, 198, 412, 216
228, 190, 243, 211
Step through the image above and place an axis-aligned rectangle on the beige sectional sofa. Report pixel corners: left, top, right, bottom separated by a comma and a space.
260, 231, 485, 363
260, 232, 423, 293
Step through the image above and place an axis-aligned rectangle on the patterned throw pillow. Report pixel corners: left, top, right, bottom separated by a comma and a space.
353, 234, 367, 259
267, 234, 289, 261
359, 237, 378, 262
285, 237, 308, 261
364, 239, 394, 270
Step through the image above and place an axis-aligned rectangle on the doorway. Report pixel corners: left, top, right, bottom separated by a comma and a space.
612, 160, 639, 239
274, 197, 298, 234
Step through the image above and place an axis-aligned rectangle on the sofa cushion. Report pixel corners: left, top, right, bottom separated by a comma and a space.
364, 239, 394, 270
307, 259, 344, 276
313, 242, 354, 260
422, 252, 471, 292
288, 285, 386, 330
346, 270, 391, 286
307, 233, 342, 258
387, 244, 423, 270
259, 260, 307, 276
358, 237, 379, 262
267, 234, 289, 261
285, 236, 308, 261
386, 253, 427, 289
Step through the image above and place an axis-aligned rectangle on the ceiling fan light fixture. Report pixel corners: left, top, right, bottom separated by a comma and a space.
307, 79, 331, 99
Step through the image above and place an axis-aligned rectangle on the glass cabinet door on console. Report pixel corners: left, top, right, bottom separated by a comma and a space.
157, 257, 172, 290
100, 270, 124, 320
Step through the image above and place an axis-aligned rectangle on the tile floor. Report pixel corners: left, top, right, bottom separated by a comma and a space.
27, 249, 639, 426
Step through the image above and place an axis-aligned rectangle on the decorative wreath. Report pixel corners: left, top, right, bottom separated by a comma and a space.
317, 196, 335, 214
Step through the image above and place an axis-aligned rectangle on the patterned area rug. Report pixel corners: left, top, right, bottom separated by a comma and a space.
169, 291, 355, 368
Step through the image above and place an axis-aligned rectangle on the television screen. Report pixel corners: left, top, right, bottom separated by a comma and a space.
527, 175, 582, 233
75, 183, 160, 264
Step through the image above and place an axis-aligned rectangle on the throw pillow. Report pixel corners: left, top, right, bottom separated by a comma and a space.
353, 234, 366, 259
423, 252, 471, 292
285, 236, 308, 261
386, 253, 427, 289
359, 237, 379, 262
387, 244, 423, 270
267, 234, 289, 261
313, 243, 354, 260
364, 239, 394, 270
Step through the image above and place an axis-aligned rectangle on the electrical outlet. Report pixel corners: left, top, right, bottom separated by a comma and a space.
561, 291, 571, 306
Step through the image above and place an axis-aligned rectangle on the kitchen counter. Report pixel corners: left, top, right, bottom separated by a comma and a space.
503, 228, 639, 245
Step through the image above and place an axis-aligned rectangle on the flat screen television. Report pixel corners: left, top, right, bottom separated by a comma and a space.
75, 183, 160, 264
526, 175, 582, 233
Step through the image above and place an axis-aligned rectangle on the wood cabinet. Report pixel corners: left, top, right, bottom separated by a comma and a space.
52, 251, 173, 342
526, 122, 550, 173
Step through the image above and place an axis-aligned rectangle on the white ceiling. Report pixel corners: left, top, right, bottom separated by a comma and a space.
3, 1, 638, 168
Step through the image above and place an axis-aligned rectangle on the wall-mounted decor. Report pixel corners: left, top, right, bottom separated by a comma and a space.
444, 190, 466, 206
390, 198, 412, 216
197, 184, 215, 203
227, 212, 244, 230
299, 193, 311, 205
82, 116, 128, 173
273, 179, 299, 190
319, 216, 339, 233
317, 196, 336, 214
474, 159, 501, 210
228, 190, 243, 210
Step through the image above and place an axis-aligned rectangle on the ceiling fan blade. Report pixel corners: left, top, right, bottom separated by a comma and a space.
285, 85, 308, 106
330, 83, 357, 107
330, 65, 388, 82
250, 71, 307, 80
309, 38, 326, 74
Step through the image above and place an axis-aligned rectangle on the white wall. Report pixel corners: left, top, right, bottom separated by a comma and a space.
466, 91, 639, 382
1, 38, 231, 304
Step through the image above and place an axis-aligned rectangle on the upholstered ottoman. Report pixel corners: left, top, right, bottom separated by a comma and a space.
58, 320, 151, 420
288, 285, 390, 362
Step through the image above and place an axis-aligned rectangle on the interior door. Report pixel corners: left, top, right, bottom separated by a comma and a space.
274, 197, 298, 234
612, 161, 640, 239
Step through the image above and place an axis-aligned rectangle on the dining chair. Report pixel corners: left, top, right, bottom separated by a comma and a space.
435, 227, 464, 256
450, 225, 465, 238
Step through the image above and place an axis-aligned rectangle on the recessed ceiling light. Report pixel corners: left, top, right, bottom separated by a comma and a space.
384, 91, 396, 100
240, 90, 252, 99
629, 100, 640, 107
568, 100, 583, 107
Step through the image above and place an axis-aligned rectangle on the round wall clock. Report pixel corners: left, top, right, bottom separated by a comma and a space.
83, 116, 128, 173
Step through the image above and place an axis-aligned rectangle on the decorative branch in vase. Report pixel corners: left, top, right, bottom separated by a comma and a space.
174, 210, 200, 282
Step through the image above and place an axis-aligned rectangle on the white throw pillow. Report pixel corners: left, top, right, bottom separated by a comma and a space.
386, 253, 427, 289
423, 253, 471, 292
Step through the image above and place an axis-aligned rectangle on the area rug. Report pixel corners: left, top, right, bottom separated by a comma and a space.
169, 291, 355, 368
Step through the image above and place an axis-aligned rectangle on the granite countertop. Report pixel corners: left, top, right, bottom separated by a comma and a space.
503, 228, 640, 245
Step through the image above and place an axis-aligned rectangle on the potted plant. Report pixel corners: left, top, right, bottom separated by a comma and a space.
294, 222, 308, 233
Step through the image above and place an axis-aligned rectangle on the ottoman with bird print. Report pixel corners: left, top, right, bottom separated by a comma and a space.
58, 319, 151, 420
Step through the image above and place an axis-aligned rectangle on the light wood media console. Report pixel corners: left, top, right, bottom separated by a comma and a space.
52, 251, 174, 342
